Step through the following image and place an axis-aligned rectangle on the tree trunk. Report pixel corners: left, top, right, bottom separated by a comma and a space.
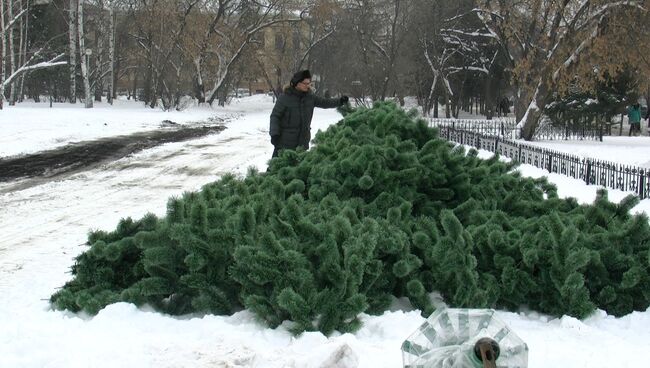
424, 73, 438, 117
8, 0, 16, 105
520, 104, 543, 140
111, 43, 118, 100
17, 0, 28, 102
518, 81, 550, 140
78, 0, 92, 108
174, 64, 182, 109
94, 3, 104, 103
16, 0, 23, 102
193, 58, 205, 103
143, 37, 153, 105
433, 95, 438, 118
514, 89, 529, 123
131, 70, 138, 101
1, 0, 6, 109
68, 0, 77, 103
484, 77, 494, 120
149, 74, 158, 108
444, 88, 450, 118
107, 6, 114, 104
453, 72, 469, 119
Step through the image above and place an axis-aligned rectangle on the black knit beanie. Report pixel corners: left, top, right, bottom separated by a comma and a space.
290, 70, 312, 87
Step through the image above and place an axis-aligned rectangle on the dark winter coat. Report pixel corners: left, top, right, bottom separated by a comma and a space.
269, 86, 341, 155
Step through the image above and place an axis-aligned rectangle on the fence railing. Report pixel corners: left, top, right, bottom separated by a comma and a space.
429, 118, 603, 141
433, 124, 650, 199
429, 118, 520, 139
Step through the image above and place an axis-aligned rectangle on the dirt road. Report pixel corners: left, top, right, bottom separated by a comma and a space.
0, 124, 226, 183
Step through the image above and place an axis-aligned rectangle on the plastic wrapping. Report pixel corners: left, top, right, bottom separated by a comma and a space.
402, 308, 528, 368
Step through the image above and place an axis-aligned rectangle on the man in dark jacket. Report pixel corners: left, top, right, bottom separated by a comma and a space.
270, 70, 349, 157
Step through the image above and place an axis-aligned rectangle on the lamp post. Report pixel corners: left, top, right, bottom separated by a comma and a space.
85, 48, 92, 69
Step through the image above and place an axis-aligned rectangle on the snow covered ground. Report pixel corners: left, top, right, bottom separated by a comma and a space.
0, 99, 233, 158
1, 96, 649, 368
525, 137, 650, 169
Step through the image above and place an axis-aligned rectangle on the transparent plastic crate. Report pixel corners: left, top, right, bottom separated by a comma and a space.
402, 308, 528, 368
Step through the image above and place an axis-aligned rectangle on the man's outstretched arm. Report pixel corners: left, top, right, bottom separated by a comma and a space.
314, 95, 348, 109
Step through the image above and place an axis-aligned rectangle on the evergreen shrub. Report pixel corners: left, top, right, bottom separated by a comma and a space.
51, 102, 650, 334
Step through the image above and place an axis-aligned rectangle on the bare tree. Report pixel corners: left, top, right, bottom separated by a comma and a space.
1, 0, 6, 109
93, 0, 106, 102
69, 0, 77, 103
183, 0, 229, 104
78, 0, 92, 107
1, 51, 68, 95
1, 0, 30, 109
475, 0, 649, 140
7, 0, 15, 104
16, 0, 29, 102
294, 6, 338, 71
107, 3, 115, 104
254, 0, 340, 96
343, 0, 410, 101
410, 0, 457, 116
402, 0, 499, 118
199, 0, 305, 105
129, 0, 201, 109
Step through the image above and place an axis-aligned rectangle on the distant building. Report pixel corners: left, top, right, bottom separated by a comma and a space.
244, 11, 311, 95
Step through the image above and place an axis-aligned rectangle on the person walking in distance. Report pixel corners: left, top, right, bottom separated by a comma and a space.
628, 103, 642, 136
269, 70, 349, 158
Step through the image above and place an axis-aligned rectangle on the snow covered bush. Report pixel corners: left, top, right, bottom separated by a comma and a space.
51, 102, 650, 335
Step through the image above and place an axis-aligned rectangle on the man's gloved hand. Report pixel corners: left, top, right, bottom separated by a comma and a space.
340, 95, 349, 105
271, 135, 280, 146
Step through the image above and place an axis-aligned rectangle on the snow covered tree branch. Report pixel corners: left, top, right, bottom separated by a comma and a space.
475, 0, 649, 140
1, 0, 67, 110
1, 54, 67, 89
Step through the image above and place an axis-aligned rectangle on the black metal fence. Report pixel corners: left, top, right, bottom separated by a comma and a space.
429, 118, 603, 141
433, 124, 650, 199
429, 118, 520, 138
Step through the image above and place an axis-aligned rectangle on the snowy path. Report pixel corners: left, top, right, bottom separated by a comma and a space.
1, 105, 649, 368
